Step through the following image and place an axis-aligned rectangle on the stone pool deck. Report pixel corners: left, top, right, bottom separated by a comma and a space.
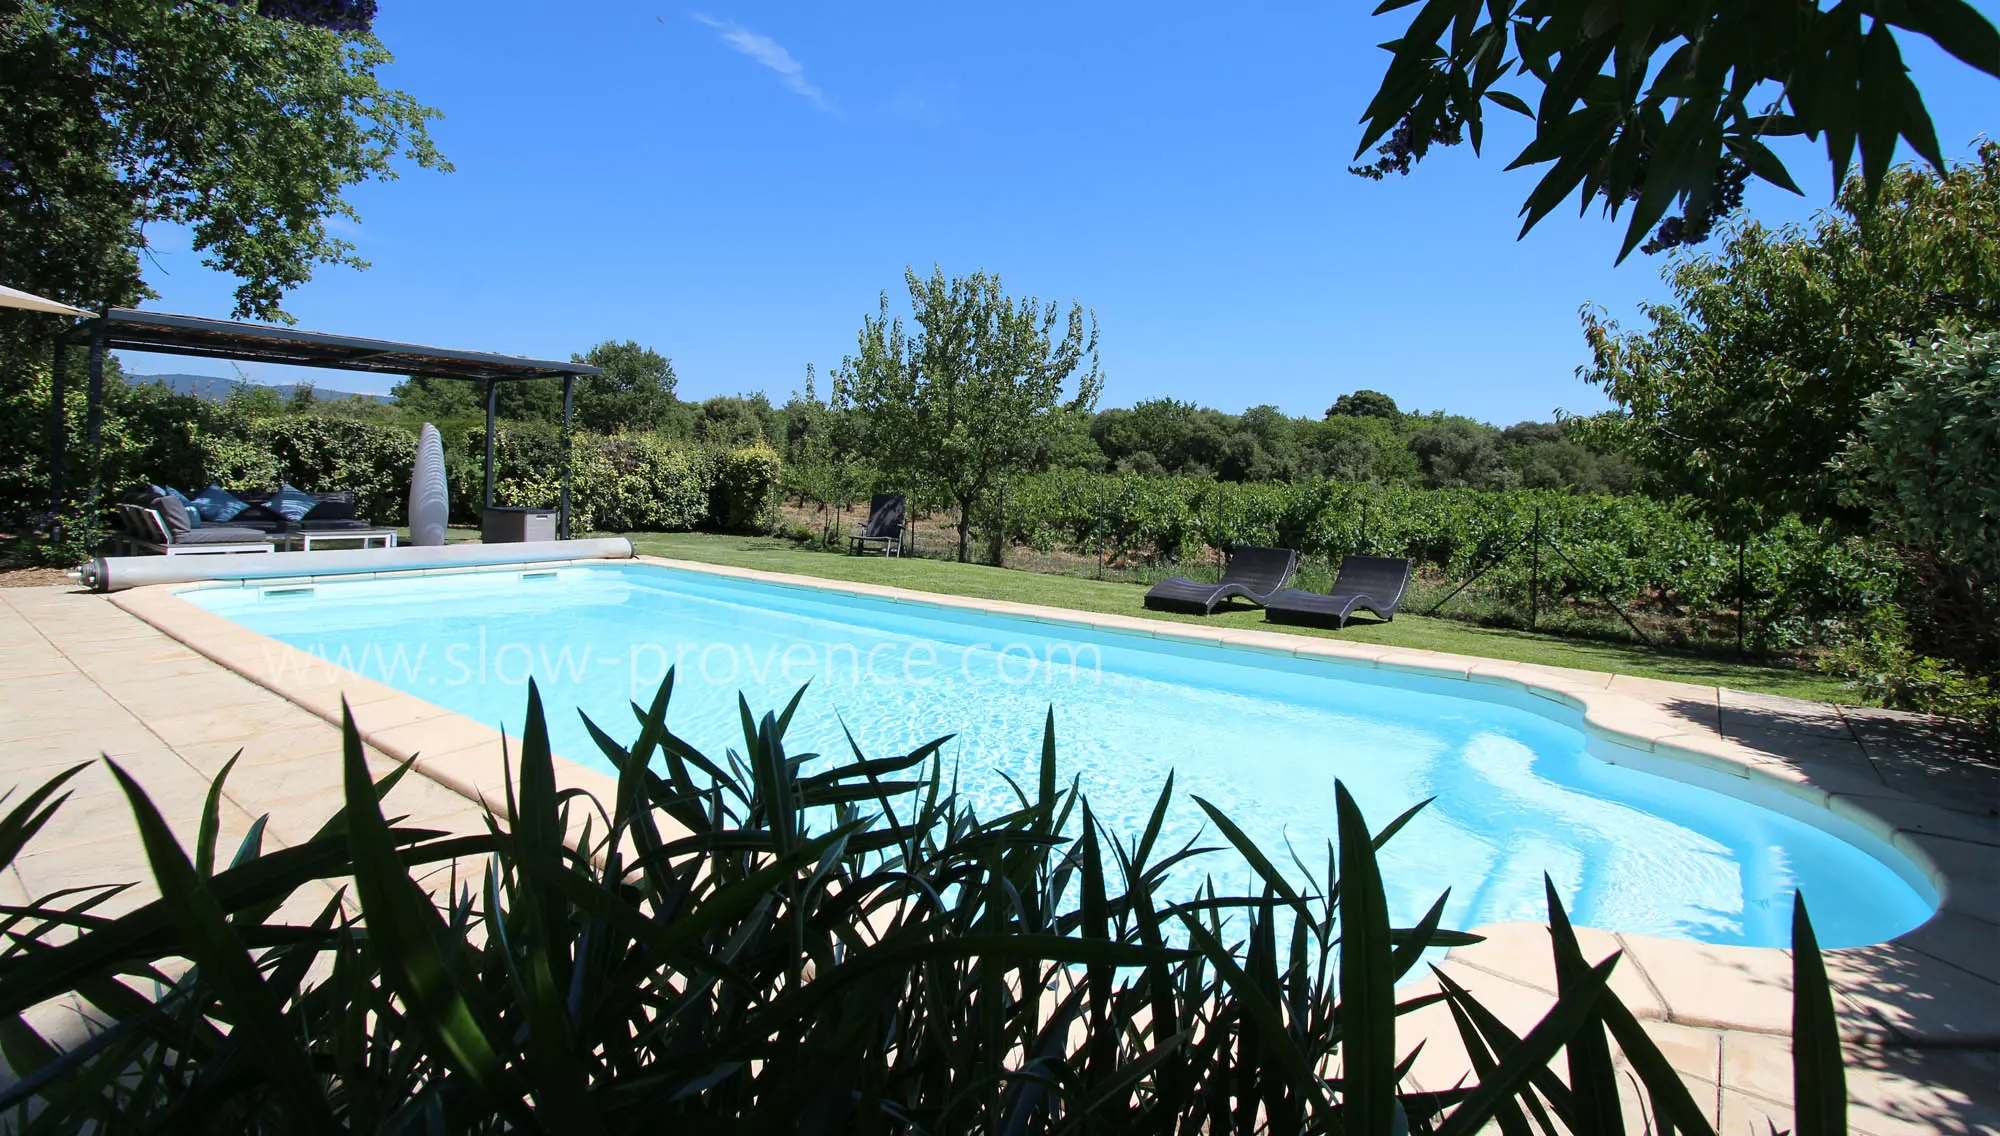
2, 561, 1997, 1133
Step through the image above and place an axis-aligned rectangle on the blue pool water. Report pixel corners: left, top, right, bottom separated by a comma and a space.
187, 563, 1936, 948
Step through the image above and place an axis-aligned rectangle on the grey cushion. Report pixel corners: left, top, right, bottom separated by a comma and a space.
151, 494, 195, 538
171, 526, 272, 545
301, 493, 358, 524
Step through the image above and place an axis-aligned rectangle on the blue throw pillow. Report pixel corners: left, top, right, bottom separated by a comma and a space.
267, 483, 319, 523
191, 484, 249, 524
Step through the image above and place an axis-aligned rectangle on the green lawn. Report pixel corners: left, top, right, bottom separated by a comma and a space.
614, 531, 1853, 702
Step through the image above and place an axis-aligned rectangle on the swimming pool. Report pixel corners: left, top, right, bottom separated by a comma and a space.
186, 562, 1936, 948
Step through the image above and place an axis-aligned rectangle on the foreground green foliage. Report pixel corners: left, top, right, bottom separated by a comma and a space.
0, 680, 1851, 1131
1356, 0, 2000, 258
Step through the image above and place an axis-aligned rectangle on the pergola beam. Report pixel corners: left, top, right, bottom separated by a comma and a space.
59, 309, 601, 545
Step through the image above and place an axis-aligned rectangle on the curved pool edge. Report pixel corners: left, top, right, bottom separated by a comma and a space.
105, 557, 2000, 1047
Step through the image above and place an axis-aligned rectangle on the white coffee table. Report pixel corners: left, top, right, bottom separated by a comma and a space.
282, 529, 399, 551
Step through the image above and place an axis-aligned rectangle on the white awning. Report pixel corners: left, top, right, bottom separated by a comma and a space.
0, 283, 94, 318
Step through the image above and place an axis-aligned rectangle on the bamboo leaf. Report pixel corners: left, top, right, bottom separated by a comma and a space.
335, 703, 531, 1125
1338, 780, 1399, 1135
1791, 894, 1848, 1136
103, 759, 337, 1134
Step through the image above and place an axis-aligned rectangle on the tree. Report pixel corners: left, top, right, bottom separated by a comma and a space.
1576, 145, 2000, 525
691, 395, 780, 448
1831, 327, 2000, 716
225, 383, 287, 420
1406, 416, 1515, 490
1299, 415, 1419, 485
1355, 0, 2000, 258
389, 375, 484, 422
1502, 421, 1635, 494
838, 267, 1103, 562
572, 340, 677, 434
0, 1, 448, 323
1845, 329, 2000, 580
1325, 389, 1401, 421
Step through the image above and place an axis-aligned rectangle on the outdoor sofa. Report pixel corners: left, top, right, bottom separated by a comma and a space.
1141, 545, 1298, 615
112, 484, 394, 556
1263, 555, 1414, 629
114, 490, 273, 556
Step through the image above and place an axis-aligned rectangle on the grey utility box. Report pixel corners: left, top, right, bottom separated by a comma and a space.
482, 506, 558, 544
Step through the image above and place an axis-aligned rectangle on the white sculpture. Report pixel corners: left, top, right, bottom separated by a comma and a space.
408, 422, 449, 547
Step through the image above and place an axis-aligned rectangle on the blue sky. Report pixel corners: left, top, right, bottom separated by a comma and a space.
119, 2, 1998, 424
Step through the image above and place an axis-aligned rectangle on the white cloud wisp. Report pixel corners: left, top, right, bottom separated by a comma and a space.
690, 13, 830, 110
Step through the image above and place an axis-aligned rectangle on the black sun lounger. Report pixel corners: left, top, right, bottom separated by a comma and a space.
1264, 555, 1413, 629
848, 493, 907, 557
1142, 545, 1298, 615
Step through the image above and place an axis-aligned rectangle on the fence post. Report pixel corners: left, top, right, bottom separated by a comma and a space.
1736, 541, 1748, 655
991, 483, 1007, 568
1529, 506, 1541, 629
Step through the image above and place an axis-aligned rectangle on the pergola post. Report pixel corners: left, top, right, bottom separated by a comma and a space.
559, 375, 574, 540
83, 319, 107, 513
483, 378, 498, 511
48, 339, 67, 518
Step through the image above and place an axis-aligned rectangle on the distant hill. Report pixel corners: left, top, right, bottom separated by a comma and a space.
125, 372, 392, 405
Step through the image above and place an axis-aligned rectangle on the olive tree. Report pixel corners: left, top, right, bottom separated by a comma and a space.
837, 268, 1103, 562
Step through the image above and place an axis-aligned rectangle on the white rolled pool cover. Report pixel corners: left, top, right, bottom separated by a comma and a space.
79, 537, 636, 593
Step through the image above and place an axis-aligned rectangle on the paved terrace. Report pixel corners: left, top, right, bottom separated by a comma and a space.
1, 568, 1997, 1133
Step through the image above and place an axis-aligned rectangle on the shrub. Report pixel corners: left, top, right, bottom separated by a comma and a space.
712, 443, 782, 532
592, 433, 714, 532
0, 680, 1851, 1131
477, 426, 745, 534
1850, 329, 2000, 576
1821, 609, 2000, 732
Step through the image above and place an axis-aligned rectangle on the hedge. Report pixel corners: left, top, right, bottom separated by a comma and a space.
476, 426, 775, 534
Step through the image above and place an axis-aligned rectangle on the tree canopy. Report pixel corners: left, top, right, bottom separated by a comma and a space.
1577, 143, 2000, 526
1356, 0, 2000, 258
1843, 328, 2000, 580
1326, 389, 1402, 420
571, 340, 678, 434
0, 0, 447, 323
837, 268, 1103, 561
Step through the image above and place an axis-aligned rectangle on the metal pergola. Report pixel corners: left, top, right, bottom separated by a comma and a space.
52, 309, 602, 538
